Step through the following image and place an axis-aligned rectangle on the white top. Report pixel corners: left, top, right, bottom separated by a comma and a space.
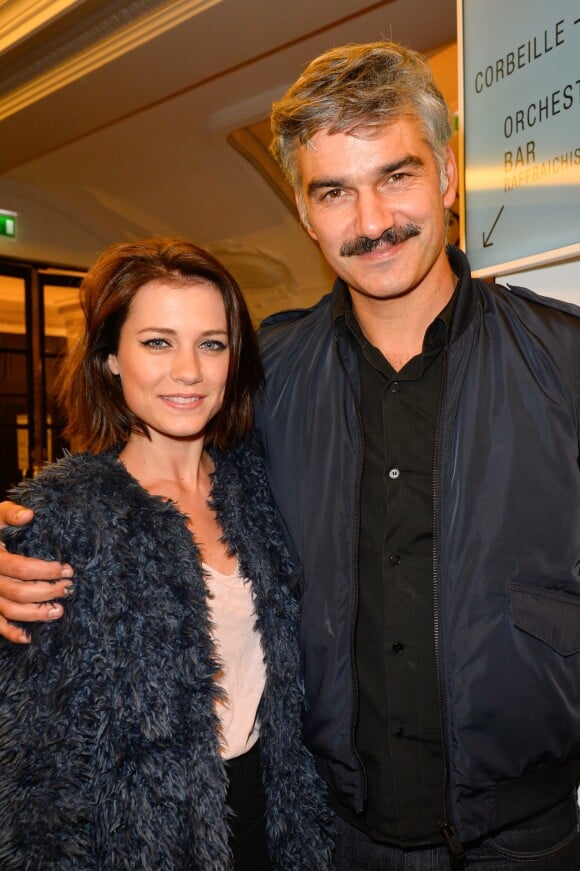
204, 561, 266, 760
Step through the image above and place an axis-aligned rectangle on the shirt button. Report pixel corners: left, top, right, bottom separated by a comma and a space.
389, 381, 400, 393
389, 554, 401, 566
388, 467, 400, 480
392, 641, 404, 654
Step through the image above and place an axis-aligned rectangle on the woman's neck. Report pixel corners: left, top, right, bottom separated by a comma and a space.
118, 432, 210, 496
118, 433, 235, 574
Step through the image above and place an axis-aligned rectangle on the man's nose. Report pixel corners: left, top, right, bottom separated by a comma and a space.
355, 189, 393, 239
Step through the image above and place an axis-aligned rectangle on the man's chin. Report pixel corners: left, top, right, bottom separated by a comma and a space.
346, 278, 413, 303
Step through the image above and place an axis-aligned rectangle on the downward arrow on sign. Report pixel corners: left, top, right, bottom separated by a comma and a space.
482, 205, 505, 248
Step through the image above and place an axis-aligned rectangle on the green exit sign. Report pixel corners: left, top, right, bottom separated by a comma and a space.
0, 211, 17, 237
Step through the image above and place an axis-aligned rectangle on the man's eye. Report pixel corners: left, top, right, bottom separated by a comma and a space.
387, 172, 409, 184
323, 189, 344, 201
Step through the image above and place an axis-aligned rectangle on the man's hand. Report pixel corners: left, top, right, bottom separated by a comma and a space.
0, 501, 74, 644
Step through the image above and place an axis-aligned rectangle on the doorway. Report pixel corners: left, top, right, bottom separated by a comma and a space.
0, 261, 84, 499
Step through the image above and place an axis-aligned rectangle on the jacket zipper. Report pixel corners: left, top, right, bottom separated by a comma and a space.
337, 337, 368, 812
433, 346, 467, 869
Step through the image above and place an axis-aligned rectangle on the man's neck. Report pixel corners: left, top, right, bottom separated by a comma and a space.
350, 274, 456, 372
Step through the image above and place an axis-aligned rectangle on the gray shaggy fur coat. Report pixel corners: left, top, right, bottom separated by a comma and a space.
0, 446, 333, 870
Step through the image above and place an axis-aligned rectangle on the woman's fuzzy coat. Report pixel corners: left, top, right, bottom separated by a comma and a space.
0, 447, 333, 870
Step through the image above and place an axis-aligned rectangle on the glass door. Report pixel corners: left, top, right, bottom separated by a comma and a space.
0, 263, 84, 498
0, 268, 29, 497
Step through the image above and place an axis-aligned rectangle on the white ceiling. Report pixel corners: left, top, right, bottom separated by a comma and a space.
0, 0, 457, 310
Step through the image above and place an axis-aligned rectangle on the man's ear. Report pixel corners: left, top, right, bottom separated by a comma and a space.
442, 145, 458, 208
295, 192, 318, 241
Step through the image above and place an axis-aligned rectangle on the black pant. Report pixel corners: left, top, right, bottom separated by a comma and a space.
225, 740, 271, 870
333, 791, 580, 870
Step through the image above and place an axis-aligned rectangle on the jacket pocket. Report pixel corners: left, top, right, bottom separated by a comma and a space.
508, 581, 580, 656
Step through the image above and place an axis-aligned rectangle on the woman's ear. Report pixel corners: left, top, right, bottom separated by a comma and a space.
107, 353, 120, 376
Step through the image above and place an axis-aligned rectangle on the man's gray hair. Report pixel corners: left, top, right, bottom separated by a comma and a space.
270, 41, 452, 198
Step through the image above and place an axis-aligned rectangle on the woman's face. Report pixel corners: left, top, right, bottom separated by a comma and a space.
107, 278, 230, 444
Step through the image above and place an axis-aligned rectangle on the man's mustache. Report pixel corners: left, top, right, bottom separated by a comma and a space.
340, 223, 420, 257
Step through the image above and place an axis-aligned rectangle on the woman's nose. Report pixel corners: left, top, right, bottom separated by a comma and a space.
171, 349, 201, 383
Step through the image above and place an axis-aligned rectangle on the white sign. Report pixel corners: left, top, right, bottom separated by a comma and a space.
459, 0, 580, 275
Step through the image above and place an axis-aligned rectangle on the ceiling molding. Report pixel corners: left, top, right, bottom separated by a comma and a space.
0, 0, 221, 119
0, 0, 87, 53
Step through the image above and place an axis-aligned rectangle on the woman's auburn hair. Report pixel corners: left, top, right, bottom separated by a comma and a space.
58, 237, 263, 453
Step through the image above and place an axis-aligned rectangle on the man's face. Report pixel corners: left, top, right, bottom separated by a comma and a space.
296, 118, 457, 304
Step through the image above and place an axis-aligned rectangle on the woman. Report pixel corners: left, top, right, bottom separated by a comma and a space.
0, 238, 332, 870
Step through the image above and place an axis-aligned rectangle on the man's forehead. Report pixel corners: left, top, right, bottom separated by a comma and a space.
297, 120, 428, 175
300, 118, 424, 152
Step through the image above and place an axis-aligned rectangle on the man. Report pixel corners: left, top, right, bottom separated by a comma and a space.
1, 42, 579, 870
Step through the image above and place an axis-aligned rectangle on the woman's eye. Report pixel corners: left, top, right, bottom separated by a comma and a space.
200, 339, 228, 351
142, 338, 169, 349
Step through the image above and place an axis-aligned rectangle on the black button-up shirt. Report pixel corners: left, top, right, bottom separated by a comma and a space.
333, 284, 457, 847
